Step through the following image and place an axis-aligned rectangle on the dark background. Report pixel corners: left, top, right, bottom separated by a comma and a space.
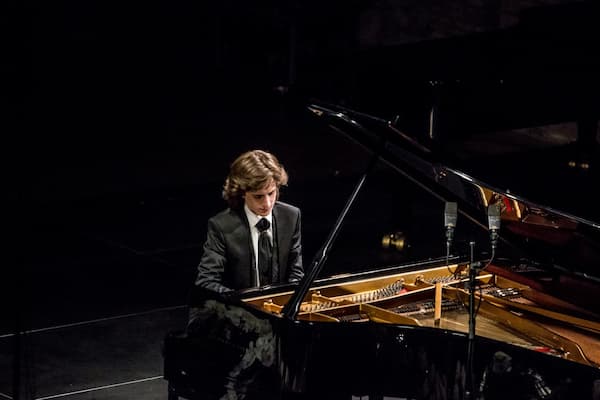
5, 0, 599, 399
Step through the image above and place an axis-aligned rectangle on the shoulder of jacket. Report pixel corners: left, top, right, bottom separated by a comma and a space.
275, 201, 300, 214
210, 208, 244, 224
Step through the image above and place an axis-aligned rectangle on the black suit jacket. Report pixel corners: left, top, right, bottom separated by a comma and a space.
194, 201, 304, 293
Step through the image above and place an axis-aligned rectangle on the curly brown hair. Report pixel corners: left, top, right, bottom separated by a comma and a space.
222, 150, 289, 209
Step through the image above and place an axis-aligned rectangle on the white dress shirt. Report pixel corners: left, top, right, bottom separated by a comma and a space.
244, 204, 273, 286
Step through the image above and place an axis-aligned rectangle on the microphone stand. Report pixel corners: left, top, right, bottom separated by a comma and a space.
445, 228, 453, 264
465, 241, 481, 400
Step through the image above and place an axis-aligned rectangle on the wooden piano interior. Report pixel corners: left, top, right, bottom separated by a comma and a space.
243, 264, 600, 368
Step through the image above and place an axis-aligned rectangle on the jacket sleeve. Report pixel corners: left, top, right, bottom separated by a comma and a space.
194, 218, 233, 294
286, 208, 304, 282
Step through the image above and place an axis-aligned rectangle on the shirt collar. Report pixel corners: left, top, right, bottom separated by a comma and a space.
244, 204, 272, 229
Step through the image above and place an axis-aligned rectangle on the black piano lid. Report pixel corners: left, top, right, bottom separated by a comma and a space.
303, 100, 600, 294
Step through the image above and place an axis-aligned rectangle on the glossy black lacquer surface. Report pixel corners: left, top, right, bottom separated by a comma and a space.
170, 282, 600, 400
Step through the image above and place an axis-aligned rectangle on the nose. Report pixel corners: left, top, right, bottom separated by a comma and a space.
263, 195, 274, 210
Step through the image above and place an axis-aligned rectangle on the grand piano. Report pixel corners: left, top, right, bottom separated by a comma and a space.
164, 3, 599, 399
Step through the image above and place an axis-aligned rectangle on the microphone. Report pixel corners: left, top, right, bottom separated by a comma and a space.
444, 202, 458, 248
487, 203, 501, 251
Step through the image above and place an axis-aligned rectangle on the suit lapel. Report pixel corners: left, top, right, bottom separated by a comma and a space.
230, 208, 255, 286
271, 203, 285, 283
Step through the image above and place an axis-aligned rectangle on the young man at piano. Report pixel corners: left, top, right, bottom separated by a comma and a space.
190, 149, 304, 298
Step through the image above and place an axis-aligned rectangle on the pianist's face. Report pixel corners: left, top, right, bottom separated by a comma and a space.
244, 180, 278, 217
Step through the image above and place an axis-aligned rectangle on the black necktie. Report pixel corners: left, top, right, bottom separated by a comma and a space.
256, 218, 272, 286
